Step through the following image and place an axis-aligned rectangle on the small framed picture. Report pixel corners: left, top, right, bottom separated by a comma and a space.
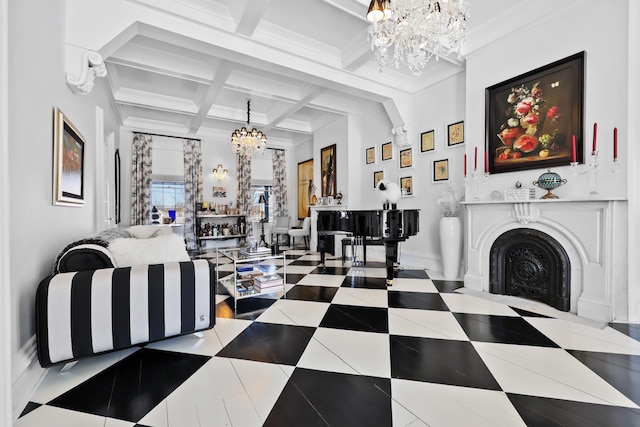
381, 141, 393, 161
399, 147, 412, 169
447, 121, 464, 146
373, 170, 385, 189
420, 130, 435, 153
365, 146, 376, 164
400, 176, 413, 196
433, 159, 449, 182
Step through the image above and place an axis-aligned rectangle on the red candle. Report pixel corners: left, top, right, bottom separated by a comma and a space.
484, 151, 489, 173
571, 135, 577, 162
592, 122, 597, 153
464, 154, 467, 177
613, 127, 618, 159
474, 147, 478, 170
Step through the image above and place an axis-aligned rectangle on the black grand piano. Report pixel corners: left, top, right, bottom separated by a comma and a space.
317, 209, 419, 285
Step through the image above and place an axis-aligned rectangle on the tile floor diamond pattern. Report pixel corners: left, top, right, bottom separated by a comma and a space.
17, 249, 640, 427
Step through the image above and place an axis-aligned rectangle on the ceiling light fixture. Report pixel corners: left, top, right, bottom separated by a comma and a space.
231, 98, 267, 156
366, 0, 470, 76
212, 164, 228, 181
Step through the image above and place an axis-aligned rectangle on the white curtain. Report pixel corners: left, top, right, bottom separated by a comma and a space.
183, 139, 203, 250
130, 133, 153, 225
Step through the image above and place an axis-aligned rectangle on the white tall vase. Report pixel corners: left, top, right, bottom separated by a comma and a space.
440, 216, 463, 279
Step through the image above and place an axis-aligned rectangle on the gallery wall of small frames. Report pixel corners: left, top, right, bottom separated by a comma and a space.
365, 121, 465, 195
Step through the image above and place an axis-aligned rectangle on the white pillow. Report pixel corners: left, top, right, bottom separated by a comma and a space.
127, 225, 173, 239
108, 234, 190, 267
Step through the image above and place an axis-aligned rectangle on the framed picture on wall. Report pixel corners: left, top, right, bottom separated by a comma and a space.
433, 159, 449, 182
399, 147, 413, 169
365, 146, 376, 164
53, 108, 85, 206
297, 158, 314, 219
420, 130, 435, 153
373, 170, 385, 189
447, 121, 464, 146
381, 141, 393, 161
321, 144, 337, 197
486, 51, 585, 174
400, 176, 413, 196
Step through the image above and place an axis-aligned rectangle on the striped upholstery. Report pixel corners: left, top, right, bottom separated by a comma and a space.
36, 259, 215, 367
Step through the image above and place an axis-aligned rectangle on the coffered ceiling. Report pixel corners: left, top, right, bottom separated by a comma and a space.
80, 0, 516, 146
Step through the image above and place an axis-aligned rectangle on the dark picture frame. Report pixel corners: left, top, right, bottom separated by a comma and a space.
381, 141, 393, 161
400, 176, 413, 196
365, 146, 376, 164
420, 130, 435, 152
53, 108, 85, 206
373, 170, 384, 189
297, 158, 313, 219
447, 121, 464, 146
321, 144, 337, 197
486, 51, 585, 174
399, 147, 412, 169
433, 159, 449, 182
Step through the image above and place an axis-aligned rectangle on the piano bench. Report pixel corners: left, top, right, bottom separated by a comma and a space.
341, 237, 386, 266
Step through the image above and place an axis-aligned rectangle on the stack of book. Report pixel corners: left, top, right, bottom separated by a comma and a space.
253, 273, 283, 292
237, 266, 263, 281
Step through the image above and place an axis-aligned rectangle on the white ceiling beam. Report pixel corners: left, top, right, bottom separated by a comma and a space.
229, 0, 271, 37
321, 0, 368, 21
264, 85, 324, 131
188, 59, 232, 134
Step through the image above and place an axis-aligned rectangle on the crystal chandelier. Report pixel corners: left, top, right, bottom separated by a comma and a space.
366, 0, 470, 76
231, 98, 267, 156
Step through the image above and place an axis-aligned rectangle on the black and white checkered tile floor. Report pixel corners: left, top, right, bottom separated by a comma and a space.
17, 249, 640, 426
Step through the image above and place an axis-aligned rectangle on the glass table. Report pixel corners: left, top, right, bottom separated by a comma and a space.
215, 247, 286, 314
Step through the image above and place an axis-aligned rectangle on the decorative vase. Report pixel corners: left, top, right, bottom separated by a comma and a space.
533, 169, 566, 199
440, 216, 463, 279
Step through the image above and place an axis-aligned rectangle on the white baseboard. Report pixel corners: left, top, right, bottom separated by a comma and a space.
12, 335, 46, 421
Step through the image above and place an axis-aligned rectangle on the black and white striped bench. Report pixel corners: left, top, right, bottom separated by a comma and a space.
36, 259, 215, 367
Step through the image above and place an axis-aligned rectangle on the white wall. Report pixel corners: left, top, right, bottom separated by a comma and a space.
354, 74, 466, 270
8, 0, 118, 418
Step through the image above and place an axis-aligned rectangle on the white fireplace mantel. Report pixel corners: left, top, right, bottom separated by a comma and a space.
462, 197, 628, 322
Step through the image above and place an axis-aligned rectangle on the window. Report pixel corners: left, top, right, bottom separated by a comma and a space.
152, 181, 185, 224
250, 185, 274, 223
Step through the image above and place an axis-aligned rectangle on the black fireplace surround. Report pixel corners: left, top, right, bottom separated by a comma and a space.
490, 228, 570, 312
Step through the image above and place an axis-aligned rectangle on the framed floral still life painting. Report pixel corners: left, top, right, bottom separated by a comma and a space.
433, 159, 449, 182
447, 121, 464, 146
53, 108, 85, 206
486, 51, 585, 174
420, 130, 435, 153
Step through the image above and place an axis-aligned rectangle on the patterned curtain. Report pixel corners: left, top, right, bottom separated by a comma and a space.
236, 152, 253, 237
131, 133, 153, 225
183, 139, 203, 250
272, 149, 288, 217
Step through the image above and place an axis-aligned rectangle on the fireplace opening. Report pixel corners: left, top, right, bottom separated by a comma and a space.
490, 228, 570, 311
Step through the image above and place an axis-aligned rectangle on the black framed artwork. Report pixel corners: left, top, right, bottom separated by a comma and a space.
420, 130, 435, 152
486, 51, 585, 174
447, 121, 464, 146
381, 141, 393, 161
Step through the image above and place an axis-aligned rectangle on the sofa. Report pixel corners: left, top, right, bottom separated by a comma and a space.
36, 225, 216, 367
